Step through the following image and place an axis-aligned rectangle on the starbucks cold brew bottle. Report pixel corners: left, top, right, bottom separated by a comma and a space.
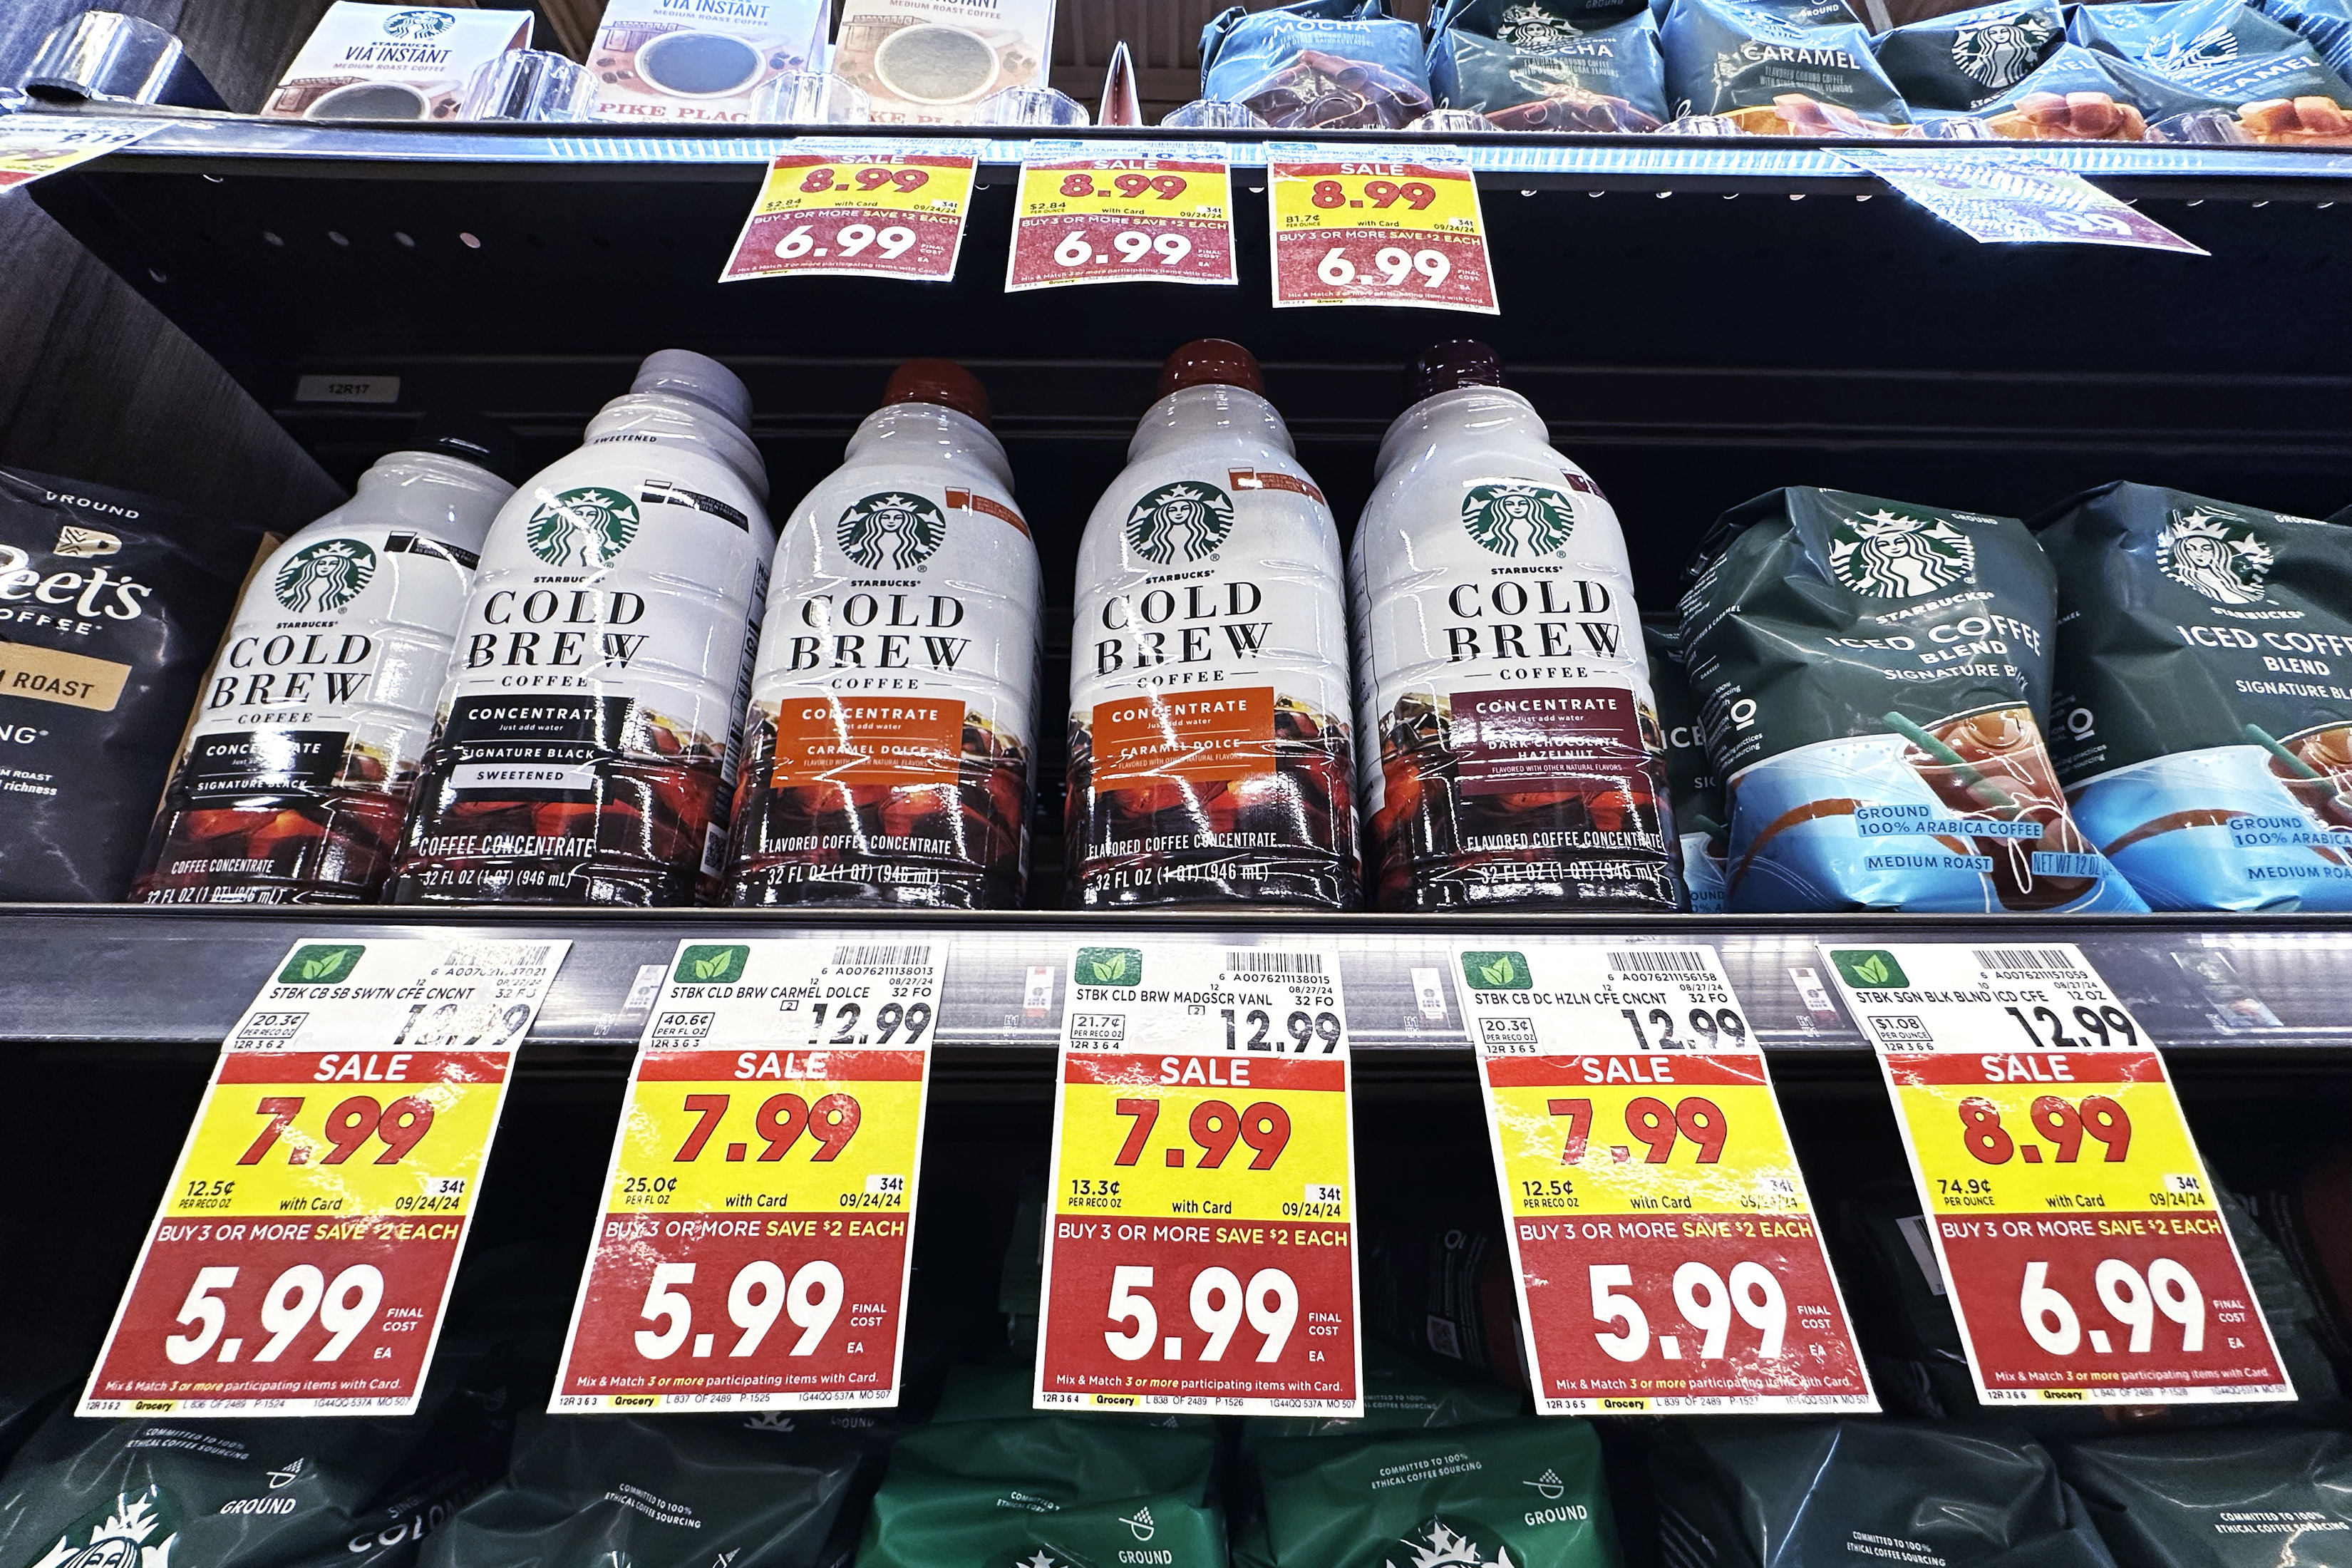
1353, 342, 1682, 911
725, 360, 1041, 907
132, 416, 516, 903
387, 351, 773, 905
1067, 339, 1358, 909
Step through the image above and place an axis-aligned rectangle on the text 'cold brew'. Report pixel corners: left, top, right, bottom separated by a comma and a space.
726, 359, 1042, 908
390, 351, 774, 905
1066, 339, 1360, 909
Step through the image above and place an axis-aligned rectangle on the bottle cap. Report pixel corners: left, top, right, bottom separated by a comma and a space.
1402, 340, 1505, 406
631, 349, 754, 433
1159, 339, 1262, 397
406, 411, 518, 483
882, 359, 991, 426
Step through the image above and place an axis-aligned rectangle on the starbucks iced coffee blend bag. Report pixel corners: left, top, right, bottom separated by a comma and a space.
135, 416, 515, 904
389, 351, 772, 906
1679, 485, 2143, 913
726, 360, 1040, 909
1352, 342, 1681, 912
2036, 483, 2352, 911
1067, 339, 1359, 910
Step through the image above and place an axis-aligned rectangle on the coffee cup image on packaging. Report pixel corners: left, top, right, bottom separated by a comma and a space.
263, 4, 534, 120
875, 23, 1001, 102
837, 0, 1055, 120
589, 0, 824, 120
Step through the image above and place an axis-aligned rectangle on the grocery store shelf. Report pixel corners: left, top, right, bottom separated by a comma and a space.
9, 906, 2352, 1072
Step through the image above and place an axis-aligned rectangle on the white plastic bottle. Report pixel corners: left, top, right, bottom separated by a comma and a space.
726, 359, 1041, 908
1353, 341, 1683, 912
133, 416, 516, 904
389, 350, 774, 906
1067, 339, 1358, 909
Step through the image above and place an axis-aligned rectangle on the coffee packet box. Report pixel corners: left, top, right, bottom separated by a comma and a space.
835, 0, 1056, 123
587, 0, 825, 124
262, 3, 533, 121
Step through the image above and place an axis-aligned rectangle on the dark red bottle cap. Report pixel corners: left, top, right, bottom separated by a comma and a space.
882, 359, 991, 426
1159, 339, 1263, 397
1403, 340, 1505, 407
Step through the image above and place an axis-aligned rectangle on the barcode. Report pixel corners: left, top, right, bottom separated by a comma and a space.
1607, 949, 1711, 976
830, 944, 932, 969
1224, 950, 1324, 976
1972, 948, 2080, 975
441, 941, 554, 973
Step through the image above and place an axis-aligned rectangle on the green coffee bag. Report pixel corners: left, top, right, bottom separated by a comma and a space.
2063, 1430, 2352, 1568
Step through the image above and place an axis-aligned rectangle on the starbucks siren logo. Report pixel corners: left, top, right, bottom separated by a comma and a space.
1951, 9, 2056, 85
1497, 3, 1582, 51
273, 538, 377, 614
1463, 482, 1577, 558
2147, 20, 2237, 70
526, 487, 639, 569
1388, 1520, 1519, 1568
1827, 509, 1975, 598
1123, 481, 1234, 565
383, 9, 456, 38
29, 1491, 175, 1568
2159, 507, 2274, 604
836, 492, 947, 572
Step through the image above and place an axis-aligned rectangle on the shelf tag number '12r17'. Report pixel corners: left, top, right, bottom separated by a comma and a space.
550, 938, 946, 1411
1457, 942, 1877, 1415
722, 138, 979, 284
1823, 942, 2291, 1405
1267, 142, 1497, 314
80, 937, 570, 1418
1036, 940, 1363, 1416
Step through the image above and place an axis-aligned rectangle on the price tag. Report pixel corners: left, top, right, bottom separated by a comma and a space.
80, 937, 569, 1417
1267, 143, 1497, 314
721, 139, 977, 283
1034, 941, 1361, 1415
1839, 151, 2209, 256
1823, 942, 2291, 1404
1458, 943, 1875, 1414
550, 938, 945, 1411
1005, 141, 1237, 292
0, 116, 161, 192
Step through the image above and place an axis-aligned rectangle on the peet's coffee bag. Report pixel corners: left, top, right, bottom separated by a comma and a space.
1678, 486, 2144, 913
2036, 483, 2352, 912
2063, 1430, 2352, 1568
1654, 1421, 2122, 1568
1200, 0, 1435, 128
1428, 1, 1670, 130
1872, 0, 2063, 107
1662, 0, 1914, 130
1646, 621, 1728, 910
0, 467, 262, 902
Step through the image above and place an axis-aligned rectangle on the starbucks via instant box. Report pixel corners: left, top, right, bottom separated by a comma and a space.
263, 4, 534, 120
836, 0, 1056, 122
588, 0, 826, 123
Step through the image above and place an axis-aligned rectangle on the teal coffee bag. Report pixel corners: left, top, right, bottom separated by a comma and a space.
2064, 1430, 2352, 1568
1645, 621, 1727, 911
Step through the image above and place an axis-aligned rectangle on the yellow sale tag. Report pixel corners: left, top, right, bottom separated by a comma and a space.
1891, 1071, 2209, 1217
0, 118, 160, 192
1054, 1061, 1351, 1224
749, 153, 976, 218
1485, 1072, 1808, 1219
1018, 161, 1229, 226
1266, 142, 1496, 312
609, 1064, 924, 1217
1270, 160, 1484, 239
723, 140, 976, 283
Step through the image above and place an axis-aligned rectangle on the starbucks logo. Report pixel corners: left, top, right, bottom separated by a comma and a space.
1951, 9, 2056, 85
1827, 508, 1975, 598
1388, 1520, 1512, 1568
2147, 21, 2237, 70
1123, 481, 1234, 566
274, 538, 376, 614
1497, 3, 1582, 51
2159, 507, 2274, 604
526, 486, 639, 569
1731, 4, 1810, 41
1463, 482, 1577, 558
28, 1490, 175, 1568
836, 492, 946, 572
382, 9, 455, 38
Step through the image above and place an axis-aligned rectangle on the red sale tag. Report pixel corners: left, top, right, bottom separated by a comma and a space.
721, 140, 976, 283
1035, 942, 1361, 1416
550, 939, 944, 1411
1005, 141, 1237, 293
1825, 942, 2291, 1405
1458, 943, 1876, 1414
80, 938, 568, 1417
1268, 142, 1497, 314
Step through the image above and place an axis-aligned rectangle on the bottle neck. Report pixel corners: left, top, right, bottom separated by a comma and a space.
326, 452, 514, 552
843, 403, 1014, 493
1128, 384, 1294, 465
584, 391, 768, 501
1373, 386, 1548, 483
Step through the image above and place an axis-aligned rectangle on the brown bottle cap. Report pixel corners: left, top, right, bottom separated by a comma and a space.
882, 359, 991, 425
1403, 340, 1505, 407
1159, 339, 1263, 397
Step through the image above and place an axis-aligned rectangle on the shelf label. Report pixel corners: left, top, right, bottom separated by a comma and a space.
1837, 151, 2208, 256
551, 938, 944, 1411
0, 117, 161, 192
1035, 940, 1361, 1416
722, 139, 977, 283
1268, 143, 1497, 314
1006, 141, 1237, 293
1823, 942, 2289, 1404
80, 937, 569, 1418
1458, 943, 1875, 1414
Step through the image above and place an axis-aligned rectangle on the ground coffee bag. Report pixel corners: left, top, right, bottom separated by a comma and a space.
1678, 485, 2143, 912
1200, 0, 1435, 128
2037, 483, 2352, 911
0, 468, 262, 901
1872, 0, 2063, 107
1661, 0, 1913, 128
1646, 621, 1728, 910
1428, 0, 1670, 130
2063, 1430, 2352, 1568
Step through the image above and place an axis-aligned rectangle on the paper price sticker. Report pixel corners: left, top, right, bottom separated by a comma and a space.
81, 938, 569, 1417
722, 140, 977, 283
0, 116, 161, 192
552, 938, 946, 1411
1006, 141, 1237, 292
1035, 941, 1361, 1416
1823, 942, 2291, 1404
1458, 943, 1874, 1415
1268, 143, 1496, 314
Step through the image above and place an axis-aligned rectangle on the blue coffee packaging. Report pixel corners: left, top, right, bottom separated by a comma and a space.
1872, 0, 2063, 108
1662, 0, 1913, 130
1200, 0, 1434, 128
1429, 0, 1670, 130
